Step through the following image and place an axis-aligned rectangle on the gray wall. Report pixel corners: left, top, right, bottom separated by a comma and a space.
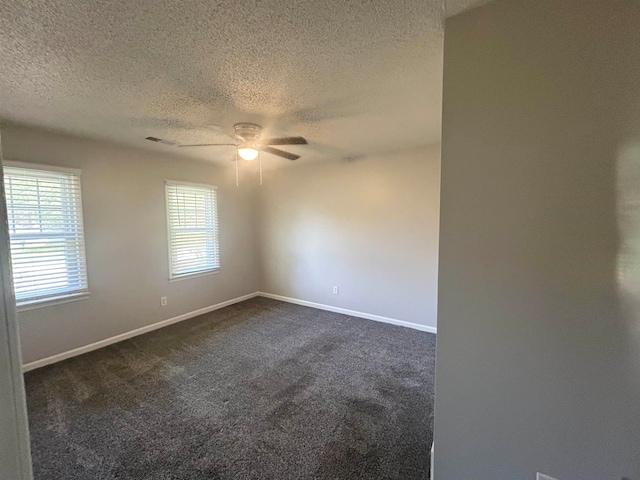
258, 146, 440, 329
2, 126, 260, 364
434, 1, 640, 479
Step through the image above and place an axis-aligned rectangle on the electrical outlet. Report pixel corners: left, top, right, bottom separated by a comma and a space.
160, 296, 167, 307
332, 286, 339, 295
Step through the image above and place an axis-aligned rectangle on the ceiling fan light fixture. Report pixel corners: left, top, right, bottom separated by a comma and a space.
237, 146, 259, 161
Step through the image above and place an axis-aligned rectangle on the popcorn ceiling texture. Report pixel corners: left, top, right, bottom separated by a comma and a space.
0, 0, 487, 167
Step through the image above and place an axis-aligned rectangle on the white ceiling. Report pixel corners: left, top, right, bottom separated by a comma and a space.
0, 0, 490, 167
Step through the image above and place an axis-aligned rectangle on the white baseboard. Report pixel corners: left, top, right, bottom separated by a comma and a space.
22, 292, 260, 372
258, 292, 437, 334
22, 291, 435, 372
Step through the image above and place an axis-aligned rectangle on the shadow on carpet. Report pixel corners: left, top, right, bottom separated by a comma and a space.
24, 297, 436, 479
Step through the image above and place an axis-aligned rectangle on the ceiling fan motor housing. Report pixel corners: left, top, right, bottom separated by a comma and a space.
234, 122, 263, 145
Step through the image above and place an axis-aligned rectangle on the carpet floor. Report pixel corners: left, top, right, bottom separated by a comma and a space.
24, 297, 436, 479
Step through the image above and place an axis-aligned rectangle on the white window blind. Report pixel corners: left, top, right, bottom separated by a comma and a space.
3, 163, 89, 306
165, 181, 220, 278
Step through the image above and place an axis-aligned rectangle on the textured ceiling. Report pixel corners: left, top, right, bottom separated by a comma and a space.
0, 0, 489, 167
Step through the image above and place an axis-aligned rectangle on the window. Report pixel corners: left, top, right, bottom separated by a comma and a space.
165, 181, 220, 279
3, 162, 89, 307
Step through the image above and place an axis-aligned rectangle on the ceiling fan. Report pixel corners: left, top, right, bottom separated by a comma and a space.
178, 122, 307, 162
146, 122, 307, 185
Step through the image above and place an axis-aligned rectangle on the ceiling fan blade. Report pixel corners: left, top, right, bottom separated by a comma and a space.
261, 146, 300, 160
178, 143, 237, 148
262, 137, 308, 146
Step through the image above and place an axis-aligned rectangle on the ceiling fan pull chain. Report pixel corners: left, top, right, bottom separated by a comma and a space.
259, 151, 263, 186
235, 150, 239, 187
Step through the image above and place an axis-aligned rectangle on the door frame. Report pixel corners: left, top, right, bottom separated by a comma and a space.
0, 131, 33, 479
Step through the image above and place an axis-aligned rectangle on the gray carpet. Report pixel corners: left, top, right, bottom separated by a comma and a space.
24, 297, 436, 479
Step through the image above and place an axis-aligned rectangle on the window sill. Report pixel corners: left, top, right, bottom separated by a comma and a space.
16, 292, 91, 312
169, 269, 220, 282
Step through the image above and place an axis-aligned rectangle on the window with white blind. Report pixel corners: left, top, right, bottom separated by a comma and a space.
165, 181, 220, 279
3, 162, 89, 307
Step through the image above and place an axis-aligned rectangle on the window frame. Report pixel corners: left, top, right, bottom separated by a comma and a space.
3, 160, 90, 310
164, 180, 220, 281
